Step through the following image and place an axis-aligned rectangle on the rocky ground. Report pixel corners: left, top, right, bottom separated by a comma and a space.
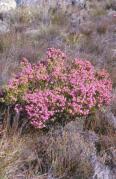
0, 0, 116, 178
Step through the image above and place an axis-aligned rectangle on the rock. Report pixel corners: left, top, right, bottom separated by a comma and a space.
105, 111, 116, 129
92, 149, 116, 179
70, 0, 86, 7
93, 159, 116, 179
0, 0, 16, 13
16, 0, 38, 6
0, 19, 9, 33
17, 0, 86, 7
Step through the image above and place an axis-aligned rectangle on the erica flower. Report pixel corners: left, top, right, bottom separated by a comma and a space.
1, 48, 112, 129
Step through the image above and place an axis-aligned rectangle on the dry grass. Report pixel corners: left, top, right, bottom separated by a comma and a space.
0, 134, 25, 178
0, 121, 95, 178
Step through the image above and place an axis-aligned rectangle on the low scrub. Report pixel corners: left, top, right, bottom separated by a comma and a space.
0, 48, 112, 129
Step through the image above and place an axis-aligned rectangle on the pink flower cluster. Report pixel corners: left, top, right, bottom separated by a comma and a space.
2, 48, 112, 128
23, 90, 66, 128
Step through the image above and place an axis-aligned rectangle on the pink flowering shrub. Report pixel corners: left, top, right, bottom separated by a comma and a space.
0, 48, 112, 129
